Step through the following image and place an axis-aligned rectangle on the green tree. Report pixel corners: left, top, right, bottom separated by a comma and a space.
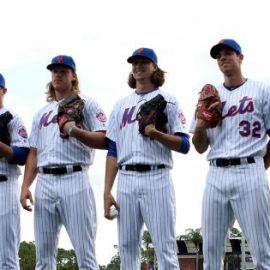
19, 241, 79, 270
57, 248, 78, 269
106, 254, 121, 270
19, 241, 36, 270
229, 227, 242, 237
141, 230, 156, 270
181, 228, 202, 270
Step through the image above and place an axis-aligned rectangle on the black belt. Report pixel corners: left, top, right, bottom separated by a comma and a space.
210, 157, 255, 167
0, 175, 7, 182
40, 165, 82, 175
119, 164, 166, 172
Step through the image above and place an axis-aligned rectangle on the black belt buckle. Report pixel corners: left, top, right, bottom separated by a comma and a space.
42, 165, 82, 175
134, 164, 151, 172
218, 159, 240, 167
0, 175, 7, 182
120, 164, 165, 172
213, 157, 255, 167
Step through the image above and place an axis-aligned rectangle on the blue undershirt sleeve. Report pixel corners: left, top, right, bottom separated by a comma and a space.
9, 147, 30, 165
175, 133, 190, 154
107, 139, 117, 158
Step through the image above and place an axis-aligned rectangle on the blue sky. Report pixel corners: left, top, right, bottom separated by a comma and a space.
2, 0, 270, 265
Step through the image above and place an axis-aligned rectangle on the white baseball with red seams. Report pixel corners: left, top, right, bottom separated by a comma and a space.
109, 207, 119, 219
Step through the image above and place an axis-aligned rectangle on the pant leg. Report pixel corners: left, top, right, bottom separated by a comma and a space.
117, 171, 144, 270
202, 166, 235, 270
0, 177, 20, 270
141, 169, 179, 270
231, 158, 270, 270
34, 175, 61, 270
59, 172, 99, 270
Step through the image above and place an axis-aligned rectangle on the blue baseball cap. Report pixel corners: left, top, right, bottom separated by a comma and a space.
127, 48, 158, 64
47, 55, 76, 71
210, 39, 242, 59
0, 73, 5, 88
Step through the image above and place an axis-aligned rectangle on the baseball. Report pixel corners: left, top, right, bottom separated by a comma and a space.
109, 207, 119, 219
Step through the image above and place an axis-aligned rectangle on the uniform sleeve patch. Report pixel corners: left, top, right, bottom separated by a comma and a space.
18, 126, 28, 138
96, 109, 107, 123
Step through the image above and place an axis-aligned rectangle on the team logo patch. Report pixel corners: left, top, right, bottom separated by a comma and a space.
178, 112, 186, 125
96, 109, 107, 122
57, 56, 63, 63
18, 126, 28, 138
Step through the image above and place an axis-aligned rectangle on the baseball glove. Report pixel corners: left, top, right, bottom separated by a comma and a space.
196, 84, 222, 128
136, 94, 168, 135
57, 94, 84, 137
0, 111, 13, 145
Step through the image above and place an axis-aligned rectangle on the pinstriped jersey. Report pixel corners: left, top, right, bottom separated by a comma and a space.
106, 89, 188, 168
30, 94, 107, 167
190, 79, 270, 160
0, 107, 29, 176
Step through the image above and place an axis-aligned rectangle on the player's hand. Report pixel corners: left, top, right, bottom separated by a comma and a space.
208, 101, 222, 112
144, 124, 156, 137
20, 187, 34, 212
104, 193, 119, 220
62, 121, 76, 136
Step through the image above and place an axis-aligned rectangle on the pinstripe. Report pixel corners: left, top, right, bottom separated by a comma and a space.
107, 89, 188, 270
30, 95, 106, 167
0, 177, 20, 270
117, 169, 179, 270
190, 79, 270, 269
107, 89, 188, 168
35, 171, 98, 270
0, 107, 29, 270
202, 158, 270, 269
30, 94, 105, 270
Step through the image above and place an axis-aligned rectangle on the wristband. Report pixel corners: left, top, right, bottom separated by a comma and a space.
68, 125, 77, 136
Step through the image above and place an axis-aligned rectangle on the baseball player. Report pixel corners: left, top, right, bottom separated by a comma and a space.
190, 39, 270, 269
103, 48, 190, 270
0, 73, 30, 269
20, 55, 107, 270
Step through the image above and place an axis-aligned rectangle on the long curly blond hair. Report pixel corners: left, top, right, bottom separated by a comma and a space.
45, 72, 80, 102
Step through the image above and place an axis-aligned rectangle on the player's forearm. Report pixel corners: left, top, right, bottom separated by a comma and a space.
0, 142, 14, 160
264, 141, 270, 170
192, 121, 209, 154
104, 156, 118, 195
21, 147, 38, 189
69, 127, 108, 150
147, 128, 182, 152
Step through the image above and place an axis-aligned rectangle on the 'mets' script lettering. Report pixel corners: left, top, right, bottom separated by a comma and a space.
39, 111, 57, 129
120, 106, 137, 129
222, 96, 254, 119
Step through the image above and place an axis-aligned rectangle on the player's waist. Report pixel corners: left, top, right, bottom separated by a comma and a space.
210, 157, 256, 167
38, 164, 87, 175
118, 164, 167, 172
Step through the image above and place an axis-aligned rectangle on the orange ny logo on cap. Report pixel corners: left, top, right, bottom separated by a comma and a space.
137, 48, 144, 54
57, 56, 63, 63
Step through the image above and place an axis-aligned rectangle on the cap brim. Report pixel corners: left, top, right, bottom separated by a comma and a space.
127, 55, 154, 63
210, 44, 240, 59
47, 63, 74, 71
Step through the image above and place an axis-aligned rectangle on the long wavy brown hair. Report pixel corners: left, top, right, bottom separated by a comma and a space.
45, 72, 80, 102
127, 67, 166, 89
